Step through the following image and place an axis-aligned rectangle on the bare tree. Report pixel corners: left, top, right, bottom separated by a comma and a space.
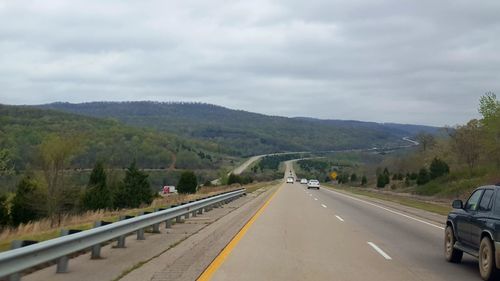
416, 132, 436, 152
38, 134, 83, 225
479, 92, 500, 166
450, 120, 482, 173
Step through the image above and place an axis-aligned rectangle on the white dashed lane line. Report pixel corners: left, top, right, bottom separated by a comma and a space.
314, 198, 318, 201
323, 188, 445, 230
321, 204, 327, 208
367, 242, 392, 260
335, 215, 344, 222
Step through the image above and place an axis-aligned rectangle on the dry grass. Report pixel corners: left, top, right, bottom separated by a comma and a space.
0, 185, 245, 252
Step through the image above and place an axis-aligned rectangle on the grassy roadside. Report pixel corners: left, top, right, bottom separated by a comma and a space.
324, 184, 451, 216
0, 182, 276, 253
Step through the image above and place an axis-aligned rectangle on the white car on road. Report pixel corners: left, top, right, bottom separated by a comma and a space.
286, 177, 294, 183
300, 178, 308, 184
307, 179, 320, 189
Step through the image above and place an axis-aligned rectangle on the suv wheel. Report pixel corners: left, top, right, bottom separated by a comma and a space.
444, 226, 463, 263
479, 237, 498, 281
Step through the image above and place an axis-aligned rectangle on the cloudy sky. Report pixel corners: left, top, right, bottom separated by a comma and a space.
1, 0, 499, 126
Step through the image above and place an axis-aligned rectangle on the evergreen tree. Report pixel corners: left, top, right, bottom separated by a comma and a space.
114, 161, 152, 208
0, 194, 9, 227
383, 168, 390, 177
429, 158, 450, 179
177, 171, 198, 194
417, 167, 430, 185
350, 173, 358, 182
10, 176, 40, 225
227, 173, 241, 185
376, 169, 390, 188
377, 174, 387, 188
361, 175, 368, 186
404, 176, 411, 186
82, 162, 113, 210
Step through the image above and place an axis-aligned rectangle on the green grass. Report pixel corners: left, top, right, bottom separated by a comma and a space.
326, 184, 451, 216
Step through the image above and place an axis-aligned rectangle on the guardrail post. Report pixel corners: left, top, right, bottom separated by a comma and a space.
136, 212, 147, 240
170, 204, 182, 223
180, 203, 189, 220
157, 208, 172, 228
91, 221, 112, 258
116, 215, 135, 247
56, 229, 69, 273
197, 208, 203, 215
137, 228, 145, 240
8, 240, 38, 281
56, 229, 82, 273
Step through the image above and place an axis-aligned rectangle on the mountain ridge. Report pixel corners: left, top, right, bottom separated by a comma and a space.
35, 101, 440, 156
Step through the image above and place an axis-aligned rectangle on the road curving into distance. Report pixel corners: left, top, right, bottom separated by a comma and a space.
201, 162, 482, 281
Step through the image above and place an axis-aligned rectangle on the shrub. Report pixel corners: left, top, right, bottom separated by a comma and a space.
377, 174, 389, 188
429, 158, 450, 179
82, 162, 113, 211
10, 176, 41, 225
177, 171, 198, 194
350, 173, 358, 182
114, 161, 152, 208
0, 194, 9, 227
361, 176, 368, 186
417, 167, 430, 185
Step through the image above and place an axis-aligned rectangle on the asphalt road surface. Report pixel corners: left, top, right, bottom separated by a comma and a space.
205, 164, 482, 281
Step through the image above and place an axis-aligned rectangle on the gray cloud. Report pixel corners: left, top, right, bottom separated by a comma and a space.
1, 0, 499, 126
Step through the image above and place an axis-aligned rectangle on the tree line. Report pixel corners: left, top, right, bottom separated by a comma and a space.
374, 92, 500, 194
0, 134, 202, 228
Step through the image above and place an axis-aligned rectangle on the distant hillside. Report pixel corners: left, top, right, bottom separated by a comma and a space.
38, 102, 440, 156
0, 105, 228, 171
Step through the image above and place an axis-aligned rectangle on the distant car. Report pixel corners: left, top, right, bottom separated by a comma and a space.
445, 185, 500, 280
300, 179, 308, 184
286, 177, 294, 183
307, 180, 320, 189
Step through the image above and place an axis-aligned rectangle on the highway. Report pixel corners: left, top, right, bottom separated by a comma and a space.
202, 164, 482, 281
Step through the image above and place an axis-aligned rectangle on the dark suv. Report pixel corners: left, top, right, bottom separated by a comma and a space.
445, 185, 500, 280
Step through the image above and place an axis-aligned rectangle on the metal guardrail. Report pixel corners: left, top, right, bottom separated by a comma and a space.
0, 188, 246, 280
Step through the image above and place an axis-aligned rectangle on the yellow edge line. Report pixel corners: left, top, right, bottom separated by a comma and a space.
196, 184, 282, 281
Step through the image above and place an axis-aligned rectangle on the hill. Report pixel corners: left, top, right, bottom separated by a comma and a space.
0, 104, 230, 171
37, 102, 440, 156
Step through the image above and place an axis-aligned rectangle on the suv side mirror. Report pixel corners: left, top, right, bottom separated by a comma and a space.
452, 200, 463, 209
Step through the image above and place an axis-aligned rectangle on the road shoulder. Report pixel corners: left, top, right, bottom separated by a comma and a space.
119, 184, 279, 281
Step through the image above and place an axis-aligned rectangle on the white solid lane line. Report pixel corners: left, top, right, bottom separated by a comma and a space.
367, 242, 392, 260
335, 215, 344, 222
321, 204, 327, 208
323, 188, 445, 230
